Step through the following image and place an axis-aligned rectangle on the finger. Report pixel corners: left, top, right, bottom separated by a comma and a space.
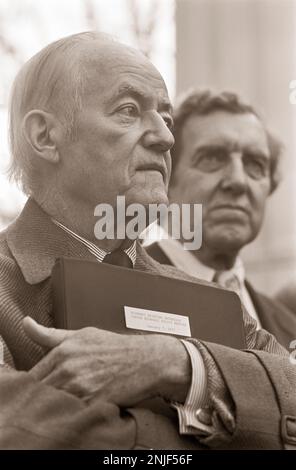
42, 370, 87, 399
23, 317, 70, 349
41, 369, 65, 388
29, 352, 56, 381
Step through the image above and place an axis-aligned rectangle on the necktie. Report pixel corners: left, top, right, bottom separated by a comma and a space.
103, 249, 133, 269
213, 270, 241, 296
213, 270, 261, 330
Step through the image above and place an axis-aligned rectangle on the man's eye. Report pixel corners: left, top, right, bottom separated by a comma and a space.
162, 115, 174, 131
117, 104, 139, 117
243, 156, 270, 180
195, 151, 227, 173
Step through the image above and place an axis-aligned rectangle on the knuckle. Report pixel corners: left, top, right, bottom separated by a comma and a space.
59, 361, 74, 379
55, 343, 71, 361
82, 326, 98, 337
69, 378, 88, 397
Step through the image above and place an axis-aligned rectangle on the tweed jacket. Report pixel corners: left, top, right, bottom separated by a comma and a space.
0, 198, 296, 449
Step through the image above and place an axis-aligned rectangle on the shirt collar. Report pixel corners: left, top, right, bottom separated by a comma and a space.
154, 237, 214, 281
5, 198, 140, 285
155, 236, 245, 285
218, 257, 246, 288
52, 219, 137, 267
154, 235, 261, 328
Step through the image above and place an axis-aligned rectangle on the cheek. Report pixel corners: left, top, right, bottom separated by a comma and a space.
185, 175, 219, 206
250, 180, 270, 211
166, 153, 172, 187
172, 170, 216, 204
247, 186, 270, 232
78, 121, 135, 160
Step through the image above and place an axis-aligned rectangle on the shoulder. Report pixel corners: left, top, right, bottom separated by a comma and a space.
158, 263, 213, 287
248, 281, 296, 318
139, 243, 216, 288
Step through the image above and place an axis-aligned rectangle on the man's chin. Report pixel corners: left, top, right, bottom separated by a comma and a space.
126, 188, 169, 207
206, 227, 252, 252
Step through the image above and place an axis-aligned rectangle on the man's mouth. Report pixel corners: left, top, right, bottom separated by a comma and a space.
137, 164, 167, 182
209, 205, 250, 219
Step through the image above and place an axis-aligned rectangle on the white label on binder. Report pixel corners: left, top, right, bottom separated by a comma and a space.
124, 306, 191, 337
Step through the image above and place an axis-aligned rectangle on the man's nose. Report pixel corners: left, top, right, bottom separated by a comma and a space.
141, 112, 175, 153
221, 153, 247, 194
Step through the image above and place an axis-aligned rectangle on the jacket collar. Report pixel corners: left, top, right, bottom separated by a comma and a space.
6, 198, 102, 284
5, 197, 163, 285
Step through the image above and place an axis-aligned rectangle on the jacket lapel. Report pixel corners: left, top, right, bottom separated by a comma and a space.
5, 197, 212, 289
6, 198, 97, 285
245, 280, 296, 348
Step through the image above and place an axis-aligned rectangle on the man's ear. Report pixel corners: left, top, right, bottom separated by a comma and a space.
22, 110, 62, 163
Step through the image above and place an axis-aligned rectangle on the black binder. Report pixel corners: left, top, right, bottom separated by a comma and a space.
52, 257, 246, 349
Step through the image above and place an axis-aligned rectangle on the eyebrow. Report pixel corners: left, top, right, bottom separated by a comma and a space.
193, 143, 228, 156
194, 141, 270, 159
107, 83, 173, 114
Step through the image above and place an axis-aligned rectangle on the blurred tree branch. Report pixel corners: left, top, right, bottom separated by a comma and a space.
0, 32, 17, 56
83, 0, 100, 30
128, 0, 158, 58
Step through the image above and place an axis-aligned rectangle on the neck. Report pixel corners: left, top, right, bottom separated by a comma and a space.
165, 208, 239, 270
34, 193, 134, 252
192, 246, 238, 271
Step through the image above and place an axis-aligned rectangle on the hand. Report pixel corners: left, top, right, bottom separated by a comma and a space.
23, 317, 191, 406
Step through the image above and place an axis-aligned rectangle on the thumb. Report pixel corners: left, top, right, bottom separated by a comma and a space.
23, 317, 71, 349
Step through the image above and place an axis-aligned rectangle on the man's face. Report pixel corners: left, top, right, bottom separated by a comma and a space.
170, 110, 271, 254
57, 42, 174, 212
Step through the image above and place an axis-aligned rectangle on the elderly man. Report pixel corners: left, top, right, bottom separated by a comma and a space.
147, 89, 296, 350
0, 33, 295, 450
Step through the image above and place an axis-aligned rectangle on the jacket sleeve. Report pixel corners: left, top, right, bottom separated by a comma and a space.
191, 340, 296, 449
249, 350, 296, 450
0, 366, 138, 449
0, 366, 206, 450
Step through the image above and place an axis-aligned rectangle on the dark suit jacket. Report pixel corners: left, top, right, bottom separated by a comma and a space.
0, 199, 296, 449
246, 281, 296, 350
147, 242, 296, 350
275, 282, 296, 319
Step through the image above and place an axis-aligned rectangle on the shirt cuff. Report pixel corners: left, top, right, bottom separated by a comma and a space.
171, 340, 212, 436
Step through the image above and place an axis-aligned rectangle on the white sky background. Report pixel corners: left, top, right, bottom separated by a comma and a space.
0, 0, 175, 226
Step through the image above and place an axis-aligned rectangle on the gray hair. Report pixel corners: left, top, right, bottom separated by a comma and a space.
171, 88, 283, 194
8, 31, 113, 194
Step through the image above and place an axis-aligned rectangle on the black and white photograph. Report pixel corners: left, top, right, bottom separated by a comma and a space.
0, 0, 295, 459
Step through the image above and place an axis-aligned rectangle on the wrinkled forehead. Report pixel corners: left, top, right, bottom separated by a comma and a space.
183, 110, 269, 152
77, 41, 170, 107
